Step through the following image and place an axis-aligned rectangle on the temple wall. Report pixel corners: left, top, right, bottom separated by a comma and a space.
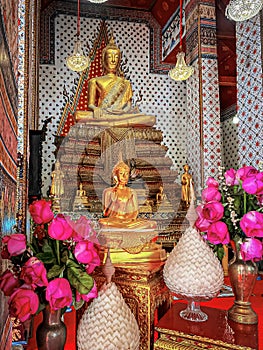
39, 16, 188, 196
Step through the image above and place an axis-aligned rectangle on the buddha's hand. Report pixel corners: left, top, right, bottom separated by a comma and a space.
92, 107, 103, 119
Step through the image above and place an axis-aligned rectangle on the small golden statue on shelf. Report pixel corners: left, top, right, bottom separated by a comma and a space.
50, 160, 64, 198
99, 161, 156, 230
50, 160, 64, 212
75, 35, 156, 128
73, 183, 91, 211
181, 164, 194, 208
156, 185, 174, 212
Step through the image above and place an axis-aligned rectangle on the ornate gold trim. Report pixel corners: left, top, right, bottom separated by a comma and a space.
155, 328, 256, 350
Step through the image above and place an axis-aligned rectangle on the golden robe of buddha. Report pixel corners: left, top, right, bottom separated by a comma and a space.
75, 37, 156, 128
99, 161, 157, 230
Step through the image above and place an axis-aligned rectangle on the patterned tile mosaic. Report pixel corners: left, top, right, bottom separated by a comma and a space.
236, 15, 263, 167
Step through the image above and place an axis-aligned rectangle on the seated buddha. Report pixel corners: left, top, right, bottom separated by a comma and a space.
75, 36, 156, 128
98, 160, 166, 265
99, 161, 156, 230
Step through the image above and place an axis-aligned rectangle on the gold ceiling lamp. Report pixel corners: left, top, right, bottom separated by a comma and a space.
66, 0, 90, 72
169, 0, 194, 81
225, 0, 263, 21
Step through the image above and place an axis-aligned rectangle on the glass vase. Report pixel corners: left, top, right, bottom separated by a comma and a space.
180, 299, 208, 322
228, 243, 258, 325
36, 305, 66, 350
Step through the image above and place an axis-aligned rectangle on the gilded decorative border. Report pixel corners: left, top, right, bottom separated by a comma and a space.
155, 328, 256, 350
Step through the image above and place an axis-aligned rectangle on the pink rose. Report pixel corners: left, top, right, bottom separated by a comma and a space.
202, 201, 224, 222
46, 278, 72, 310
240, 211, 263, 238
195, 215, 212, 232
76, 282, 98, 303
48, 214, 73, 240
201, 187, 221, 202
72, 216, 98, 244
2, 234, 26, 257
224, 168, 239, 186
206, 177, 219, 188
242, 172, 263, 195
29, 199, 54, 224
8, 286, 39, 322
207, 221, 230, 245
240, 238, 263, 261
74, 241, 100, 273
0, 270, 21, 296
236, 166, 258, 181
20, 257, 48, 289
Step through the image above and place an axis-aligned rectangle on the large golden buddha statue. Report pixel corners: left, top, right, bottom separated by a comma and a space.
99, 161, 157, 230
75, 36, 156, 128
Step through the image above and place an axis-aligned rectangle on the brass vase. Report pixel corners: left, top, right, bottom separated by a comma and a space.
36, 305, 66, 350
228, 244, 258, 325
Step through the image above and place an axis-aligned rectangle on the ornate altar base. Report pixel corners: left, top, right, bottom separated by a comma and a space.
89, 262, 171, 350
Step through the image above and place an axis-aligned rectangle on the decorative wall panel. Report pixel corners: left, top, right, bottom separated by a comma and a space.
236, 14, 263, 167
39, 16, 188, 196
0, 2, 18, 342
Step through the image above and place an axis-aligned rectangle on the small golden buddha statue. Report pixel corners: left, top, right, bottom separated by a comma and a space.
156, 185, 174, 213
75, 36, 156, 128
50, 160, 64, 198
99, 161, 156, 229
181, 164, 194, 207
73, 183, 91, 211
98, 160, 166, 265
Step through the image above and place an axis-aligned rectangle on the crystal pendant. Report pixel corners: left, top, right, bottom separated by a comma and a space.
169, 51, 194, 81
225, 0, 263, 21
66, 40, 90, 72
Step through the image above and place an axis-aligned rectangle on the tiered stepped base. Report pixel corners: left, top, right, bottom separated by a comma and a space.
56, 123, 187, 243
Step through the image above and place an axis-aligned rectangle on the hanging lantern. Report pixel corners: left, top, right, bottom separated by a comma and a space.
169, 0, 193, 81
169, 51, 194, 81
66, 0, 90, 72
225, 0, 263, 22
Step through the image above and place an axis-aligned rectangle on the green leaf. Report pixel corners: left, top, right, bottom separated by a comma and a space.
47, 264, 65, 279
36, 252, 56, 264
42, 240, 54, 254
61, 249, 69, 264
66, 259, 94, 295
74, 299, 85, 310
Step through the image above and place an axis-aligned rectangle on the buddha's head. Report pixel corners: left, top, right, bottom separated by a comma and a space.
102, 35, 121, 74
112, 161, 130, 186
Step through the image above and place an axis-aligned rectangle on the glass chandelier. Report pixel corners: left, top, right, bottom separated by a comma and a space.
66, 0, 90, 72
169, 0, 194, 81
225, 0, 263, 22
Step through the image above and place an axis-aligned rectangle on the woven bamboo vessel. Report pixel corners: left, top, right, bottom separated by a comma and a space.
77, 282, 140, 350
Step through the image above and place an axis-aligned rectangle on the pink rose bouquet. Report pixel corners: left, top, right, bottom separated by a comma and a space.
0, 199, 100, 323
195, 165, 263, 262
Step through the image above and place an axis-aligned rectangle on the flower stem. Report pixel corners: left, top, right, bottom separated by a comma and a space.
56, 240, 60, 265
243, 191, 247, 216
